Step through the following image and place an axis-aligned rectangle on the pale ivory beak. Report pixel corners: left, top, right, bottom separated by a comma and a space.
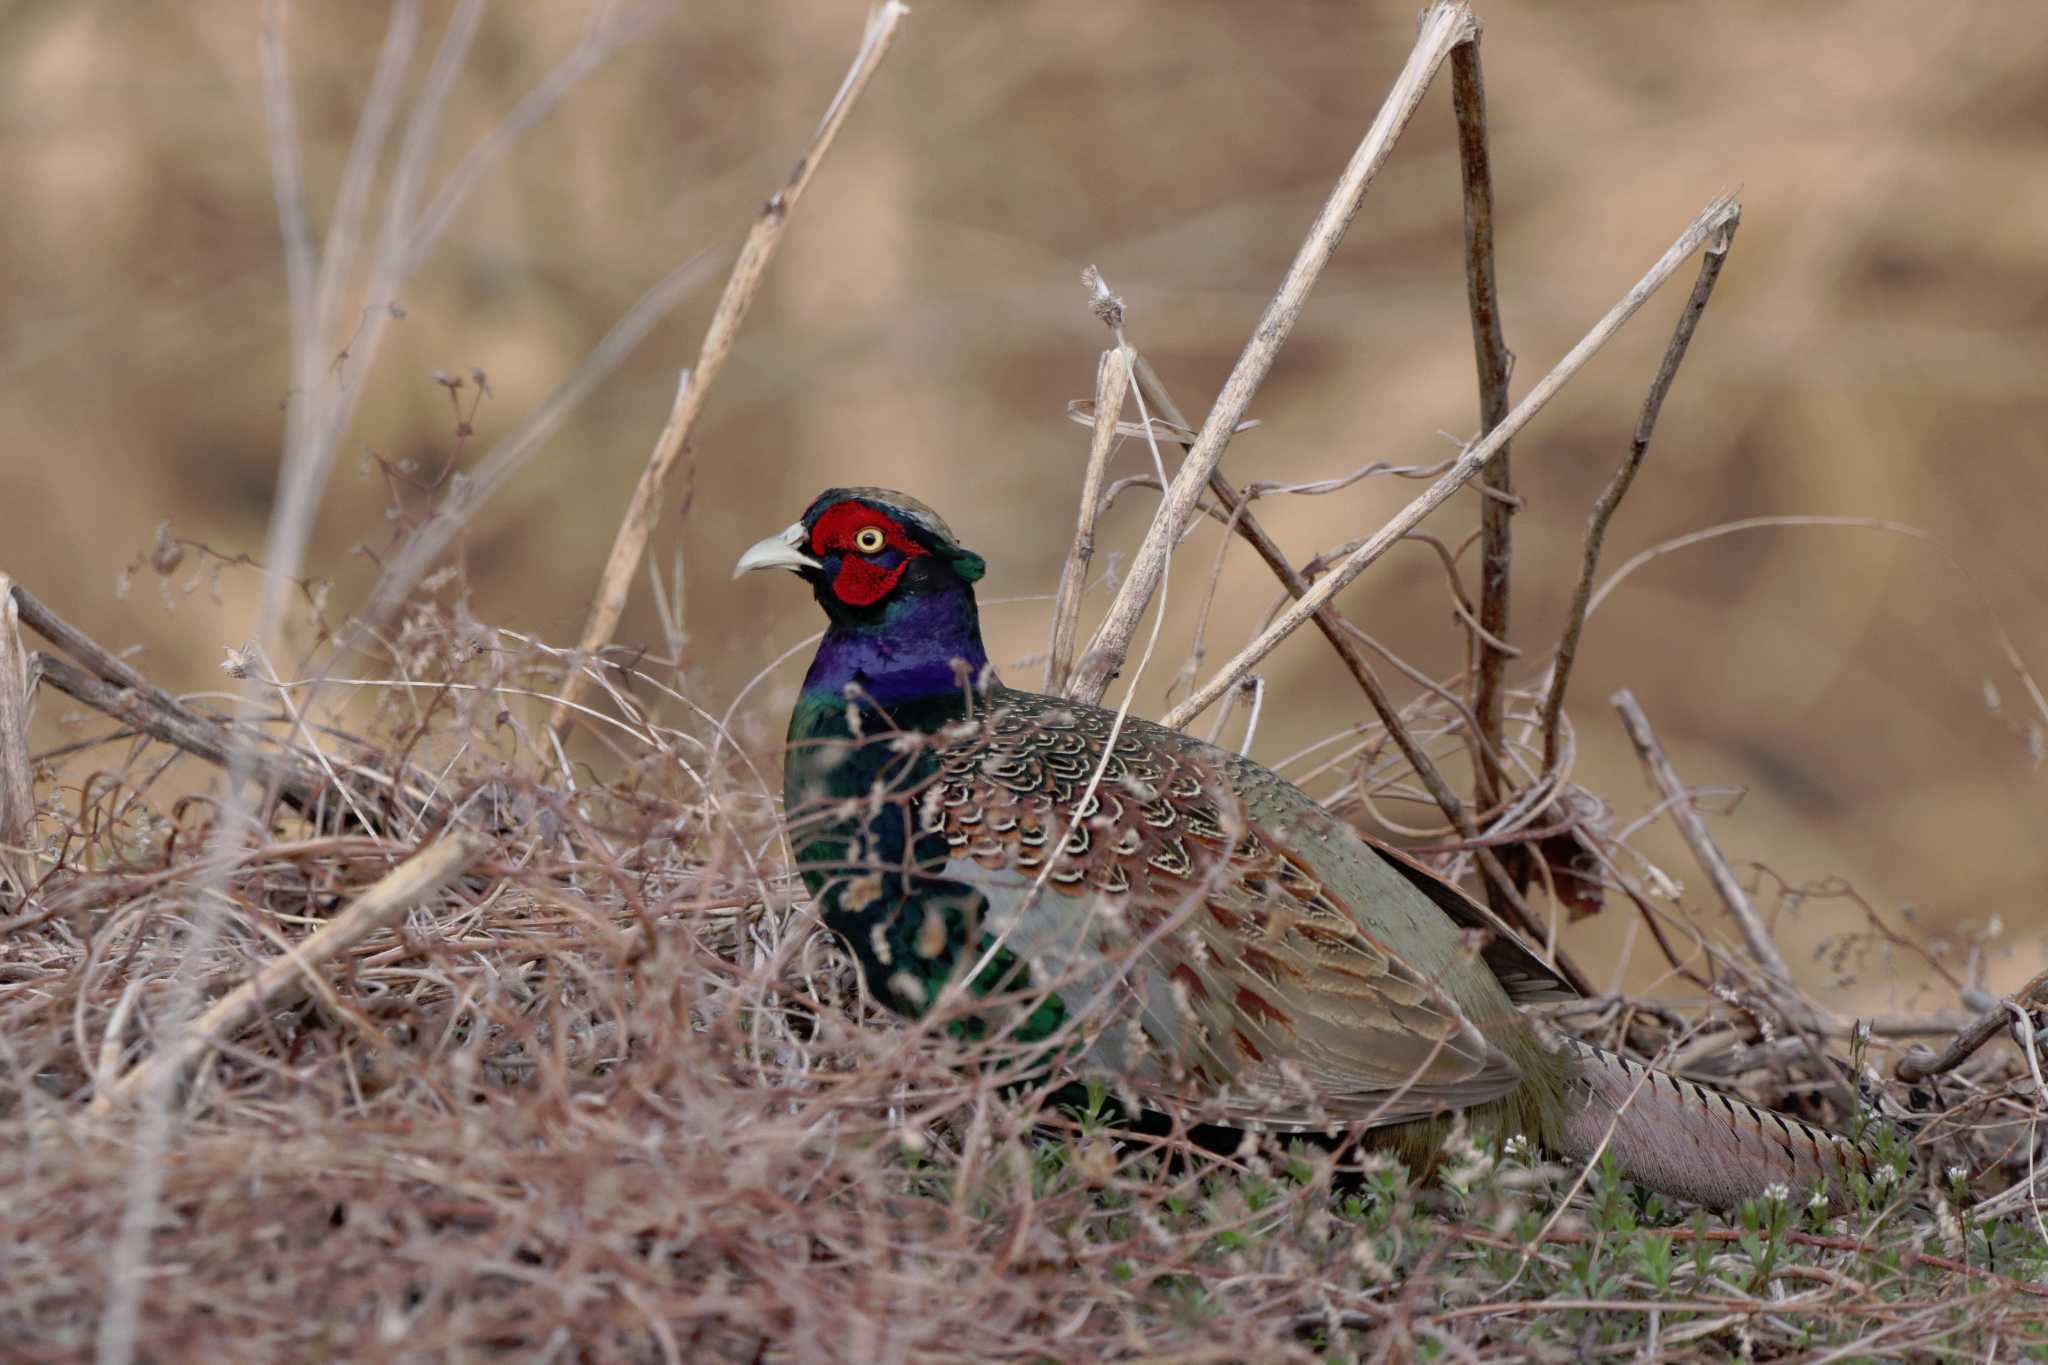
732, 521, 822, 579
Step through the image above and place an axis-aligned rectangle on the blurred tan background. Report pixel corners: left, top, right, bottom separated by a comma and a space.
4, 2, 2043, 1010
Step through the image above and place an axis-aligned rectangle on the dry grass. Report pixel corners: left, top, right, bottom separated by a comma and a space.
3, 611, 2046, 1360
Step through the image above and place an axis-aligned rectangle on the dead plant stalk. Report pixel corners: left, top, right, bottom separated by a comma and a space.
1451, 35, 1519, 817
1045, 347, 1131, 694
1160, 192, 1742, 730
1063, 289, 1587, 990
1064, 0, 1479, 707
1539, 218, 1739, 776
0, 576, 33, 895
1610, 688, 1795, 990
549, 1, 910, 741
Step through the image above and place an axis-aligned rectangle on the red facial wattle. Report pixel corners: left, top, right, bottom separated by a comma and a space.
808, 502, 929, 607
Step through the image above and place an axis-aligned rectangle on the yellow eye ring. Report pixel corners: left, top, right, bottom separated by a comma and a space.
852, 526, 887, 554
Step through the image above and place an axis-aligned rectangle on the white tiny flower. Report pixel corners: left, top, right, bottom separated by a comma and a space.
1808, 1188, 1828, 1210
1947, 1165, 1969, 1183
1874, 1163, 1901, 1186
1761, 1182, 1791, 1205
1503, 1133, 1533, 1161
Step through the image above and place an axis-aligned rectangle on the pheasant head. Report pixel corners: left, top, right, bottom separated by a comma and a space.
736, 486, 993, 709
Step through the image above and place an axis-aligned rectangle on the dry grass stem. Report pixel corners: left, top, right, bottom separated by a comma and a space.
1541, 216, 1738, 775
1160, 193, 1741, 729
1450, 35, 1518, 821
1065, 0, 1477, 706
1611, 688, 1795, 990
549, 1, 911, 740
1072, 295, 1473, 831
1046, 346, 1131, 693
30, 655, 305, 818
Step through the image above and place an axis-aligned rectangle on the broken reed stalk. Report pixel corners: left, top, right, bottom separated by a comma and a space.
1539, 215, 1739, 775
548, 0, 910, 741
92, 832, 489, 1112
1609, 688, 1795, 990
1046, 348, 1131, 693
1064, 0, 1478, 707
1160, 192, 1741, 730
1450, 34, 1518, 819
0, 575, 33, 895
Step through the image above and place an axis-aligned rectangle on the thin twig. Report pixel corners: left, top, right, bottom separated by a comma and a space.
549, 1, 910, 740
1045, 348, 1130, 693
15, 583, 450, 834
1540, 214, 1739, 774
1450, 34, 1518, 824
92, 833, 489, 1111
1197, 462, 1574, 979
28, 653, 448, 837
1610, 688, 1795, 989
1091, 306, 1479, 834
31, 656, 293, 804
1896, 971, 2048, 1083
1159, 193, 1741, 730
10, 581, 180, 719
1064, 1, 1478, 706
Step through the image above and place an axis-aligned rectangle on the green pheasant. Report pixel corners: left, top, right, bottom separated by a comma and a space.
736, 487, 1879, 1209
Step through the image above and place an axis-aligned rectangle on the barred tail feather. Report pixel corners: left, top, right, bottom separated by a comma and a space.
1553, 1039, 1878, 1210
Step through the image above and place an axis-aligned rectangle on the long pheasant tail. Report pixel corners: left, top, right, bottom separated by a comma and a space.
1551, 1039, 1881, 1211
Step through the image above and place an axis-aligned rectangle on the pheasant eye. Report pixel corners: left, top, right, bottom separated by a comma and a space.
852, 526, 887, 554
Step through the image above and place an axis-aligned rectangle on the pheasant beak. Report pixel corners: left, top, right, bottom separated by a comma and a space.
732, 521, 822, 579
